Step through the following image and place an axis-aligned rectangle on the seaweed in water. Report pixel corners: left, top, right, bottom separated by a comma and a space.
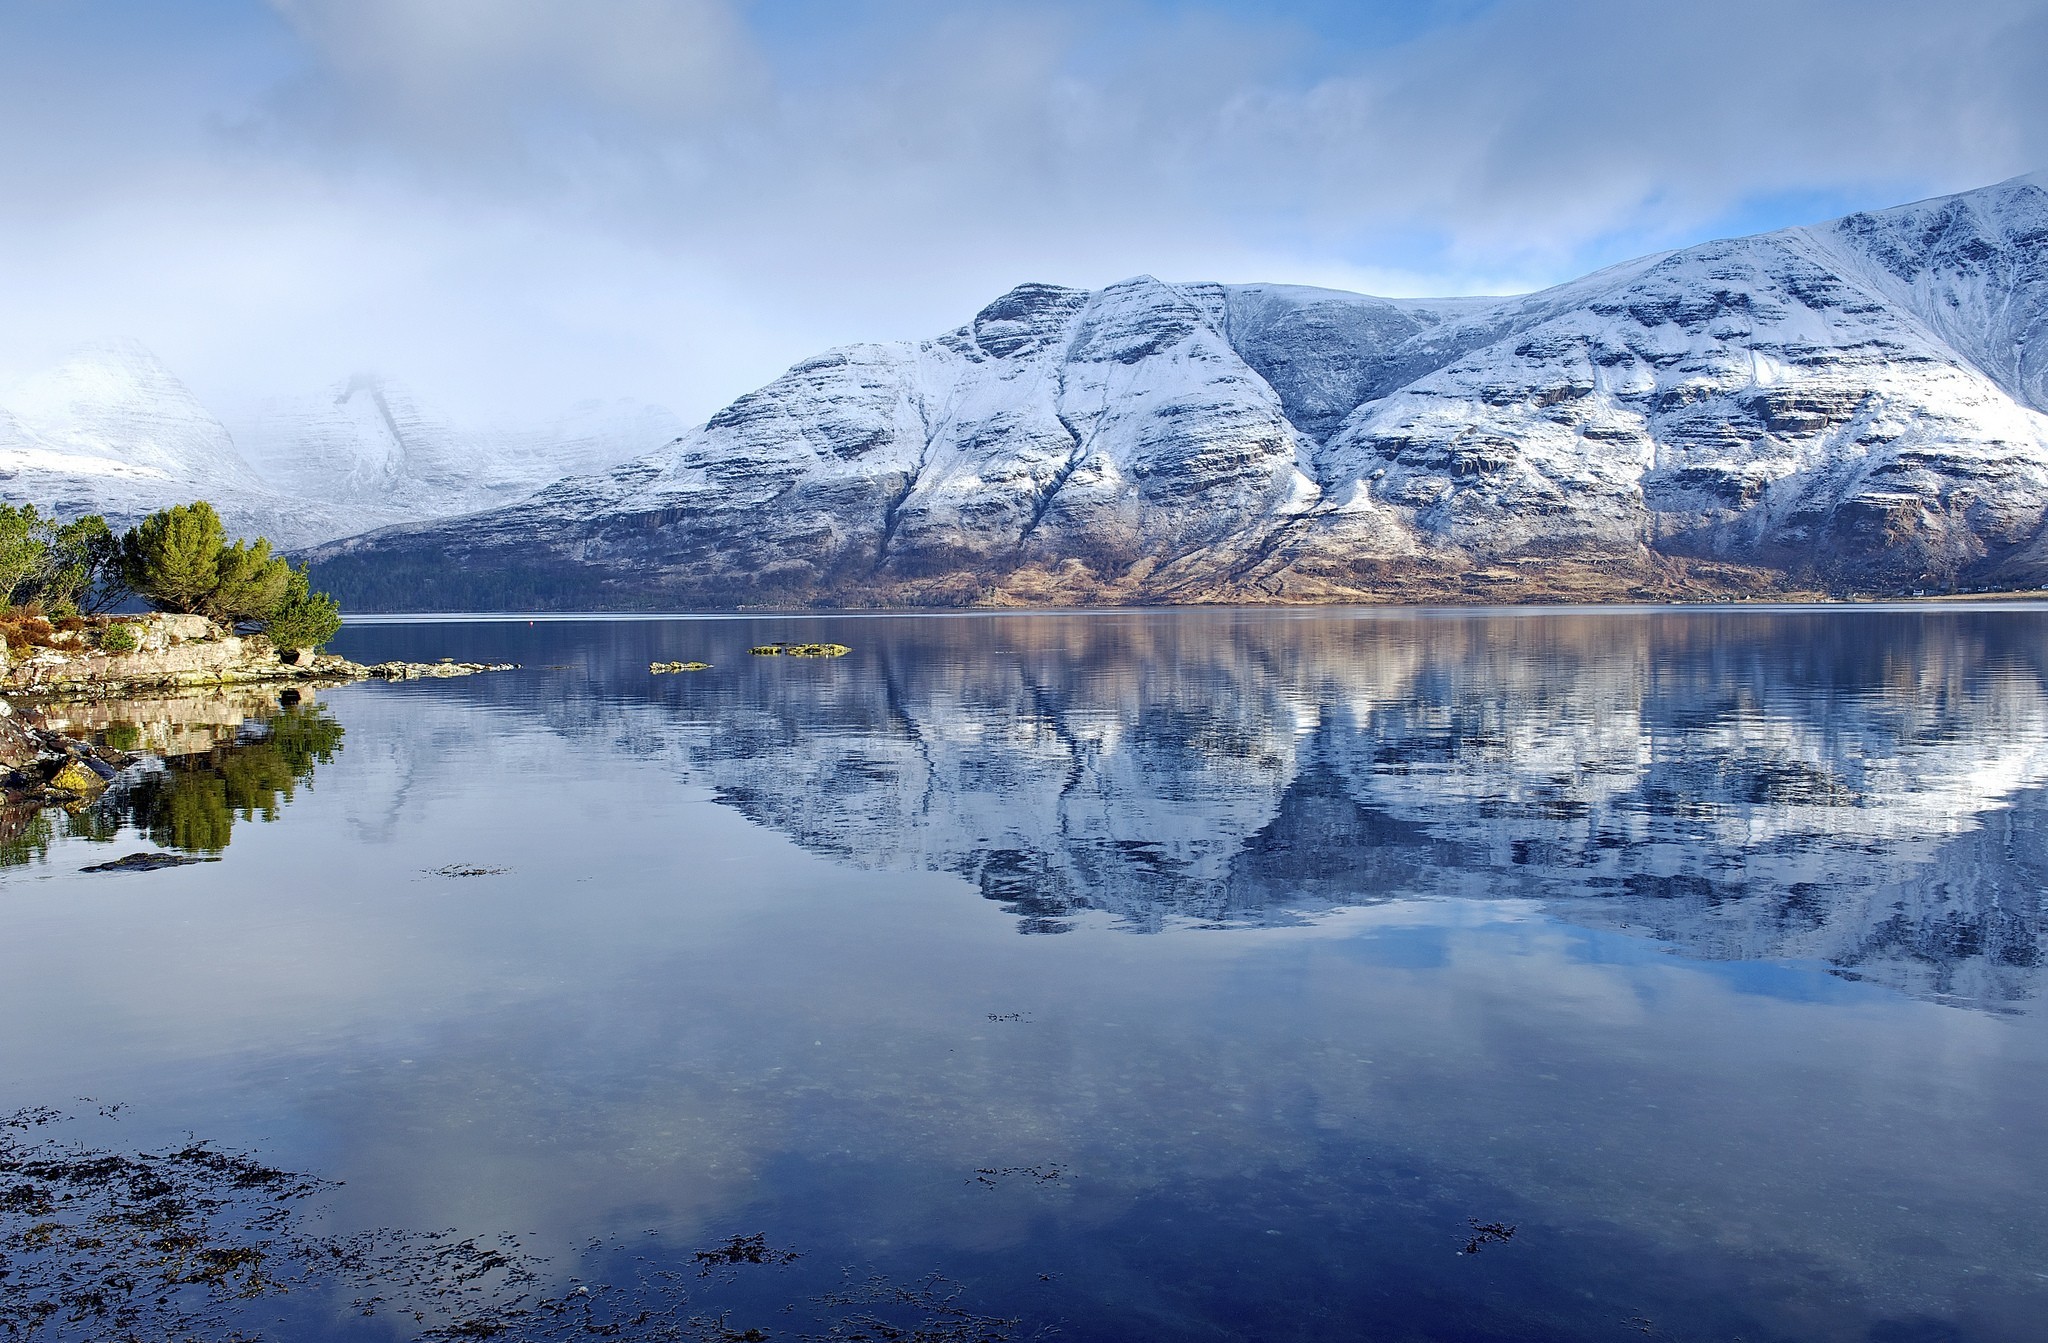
692, 1232, 800, 1279
1459, 1219, 1517, 1255
969, 1165, 1064, 1189
0, 1106, 1029, 1343
800, 1271, 1023, 1343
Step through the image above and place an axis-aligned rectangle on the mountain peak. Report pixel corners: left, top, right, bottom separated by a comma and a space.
308, 173, 2048, 611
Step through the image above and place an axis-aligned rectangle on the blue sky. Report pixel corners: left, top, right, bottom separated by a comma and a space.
2, 0, 2043, 425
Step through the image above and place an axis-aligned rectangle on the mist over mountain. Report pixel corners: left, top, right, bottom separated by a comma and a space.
0, 347, 679, 549
310, 172, 2048, 610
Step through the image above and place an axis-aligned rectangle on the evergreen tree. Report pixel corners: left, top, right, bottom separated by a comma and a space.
0, 504, 44, 604
121, 502, 225, 613
208, 537, 293, 623
44, 515, 128, 613
265, 564, 344, 651
0, 505, 128, 612
111, 502, 344, 650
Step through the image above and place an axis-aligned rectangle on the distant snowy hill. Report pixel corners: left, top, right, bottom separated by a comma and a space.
310, 171, 2048, 610
0, 345, 678, 550
0, 339, 397, 548
234, 378, 682, 524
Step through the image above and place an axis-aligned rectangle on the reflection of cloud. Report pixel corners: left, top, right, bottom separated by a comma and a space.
1, 3, 2042, 422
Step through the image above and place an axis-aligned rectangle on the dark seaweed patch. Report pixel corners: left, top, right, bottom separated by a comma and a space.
0, 1106, 1027, 1343
691, 1233, 800, 1279
1458, 1219, 1517, 1255
968, 1166, 1064, 1189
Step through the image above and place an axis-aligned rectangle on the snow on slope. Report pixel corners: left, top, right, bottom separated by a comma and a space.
0, 339, 400, 548
234, 378, 683, 522
311, 173, 2048, 609
0, 345, 679, 549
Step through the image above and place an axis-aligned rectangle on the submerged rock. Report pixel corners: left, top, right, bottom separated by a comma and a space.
81, 850, 219, 873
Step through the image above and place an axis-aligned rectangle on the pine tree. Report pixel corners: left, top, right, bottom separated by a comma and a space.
208, 537, 293, 623
121, 502, 225, 613
0, 504, 46, 605
264, 564, 344, 651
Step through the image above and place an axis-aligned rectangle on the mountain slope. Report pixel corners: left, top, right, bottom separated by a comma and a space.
233, 378, 683, 522
0, 346, 681, 550
0, 339, 405, 548
320, 174, 2048, 606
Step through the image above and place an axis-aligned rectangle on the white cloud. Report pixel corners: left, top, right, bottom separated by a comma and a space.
0, 0, 2041, 426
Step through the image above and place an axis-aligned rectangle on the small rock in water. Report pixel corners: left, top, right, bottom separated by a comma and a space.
82, 851, 219, 873
367, 660, 520, 680
426, 863, 509, 878
650, 660, 712, 673
749, 642, 850, 658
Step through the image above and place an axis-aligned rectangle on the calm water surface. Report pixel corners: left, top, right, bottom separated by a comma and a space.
4, 608, 2048, 1341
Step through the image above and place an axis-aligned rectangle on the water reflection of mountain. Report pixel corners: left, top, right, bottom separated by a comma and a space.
5, 692, 343, 865
385, 610, 2048, 1010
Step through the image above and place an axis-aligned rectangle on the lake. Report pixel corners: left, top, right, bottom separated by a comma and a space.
3, 607, 2047, 1341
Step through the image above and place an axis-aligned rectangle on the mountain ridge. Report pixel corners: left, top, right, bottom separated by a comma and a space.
309, 172, 2048, 610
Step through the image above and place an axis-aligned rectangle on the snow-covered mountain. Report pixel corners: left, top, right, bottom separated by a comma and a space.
311, 172, 2048, 610
234, 378, 682, 524
0, 347, 678, 549
0, 339, 396, 547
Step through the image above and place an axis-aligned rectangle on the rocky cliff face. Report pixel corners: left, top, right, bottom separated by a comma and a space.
311, 173, 2048, 609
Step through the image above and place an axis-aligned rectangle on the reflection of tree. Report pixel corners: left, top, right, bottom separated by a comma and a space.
109, 705, 345, 854
0, 805, 55, 868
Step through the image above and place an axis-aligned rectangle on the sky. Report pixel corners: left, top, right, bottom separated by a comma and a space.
1, 0, 2045, 427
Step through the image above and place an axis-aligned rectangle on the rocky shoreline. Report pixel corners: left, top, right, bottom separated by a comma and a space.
0, 614, 515, 788
2, 613, 514, 697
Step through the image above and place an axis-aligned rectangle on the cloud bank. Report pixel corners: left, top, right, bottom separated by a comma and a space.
1, 0, 2043, 424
